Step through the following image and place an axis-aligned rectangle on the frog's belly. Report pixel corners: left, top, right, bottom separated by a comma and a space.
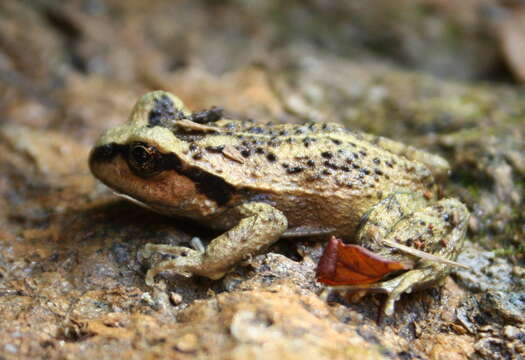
267, 192, 370, 239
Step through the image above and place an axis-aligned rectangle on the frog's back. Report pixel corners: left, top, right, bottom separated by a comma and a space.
180, 119, 436, 200
169, 119, 437, 233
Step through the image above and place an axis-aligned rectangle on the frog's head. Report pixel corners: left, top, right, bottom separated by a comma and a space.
89, 91, 221, 217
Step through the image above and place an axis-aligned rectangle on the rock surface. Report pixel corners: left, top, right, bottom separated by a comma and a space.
0, 1, 524, 359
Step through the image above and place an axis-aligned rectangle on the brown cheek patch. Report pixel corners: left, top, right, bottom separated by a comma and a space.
162, 153, 235, 206
123, 166, 200, 211
316, 236, 410, 286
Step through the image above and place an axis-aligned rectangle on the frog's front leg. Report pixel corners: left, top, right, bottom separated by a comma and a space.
329, 194, 469, 315
143, 202, 287, 285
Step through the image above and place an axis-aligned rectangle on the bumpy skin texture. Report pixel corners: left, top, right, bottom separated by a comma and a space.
89, 91, 469, 315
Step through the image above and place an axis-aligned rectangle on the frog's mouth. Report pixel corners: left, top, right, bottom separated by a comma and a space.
113, 191, 153, 211
111, 191, 195, 218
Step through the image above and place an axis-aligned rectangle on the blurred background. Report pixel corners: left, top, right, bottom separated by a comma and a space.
0, 1, 524, 359
3, 0, 525, 135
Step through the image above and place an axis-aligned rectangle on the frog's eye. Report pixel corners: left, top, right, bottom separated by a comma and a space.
127, 142, 164, 177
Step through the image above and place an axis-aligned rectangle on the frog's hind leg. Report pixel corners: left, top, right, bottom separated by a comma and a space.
143, 202, 287, 285
356, 192, 427, 247
344, 196, 470, 315
332, 266, 443, 316
357, 195, 469, 262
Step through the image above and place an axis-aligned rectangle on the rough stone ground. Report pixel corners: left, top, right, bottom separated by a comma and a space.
0, 1, 524, 359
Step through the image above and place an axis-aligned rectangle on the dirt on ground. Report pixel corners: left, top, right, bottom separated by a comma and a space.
0, 1, 524, 359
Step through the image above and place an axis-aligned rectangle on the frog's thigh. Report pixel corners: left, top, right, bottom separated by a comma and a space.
144, 202, 287, 285
354, 198, 469, 315
380, 197, 469, 260
356, 192, 426, 246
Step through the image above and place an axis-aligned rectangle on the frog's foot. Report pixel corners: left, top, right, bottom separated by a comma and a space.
143, 244, 206, 286
329, 267, 440, 316
333, 196, 469, 316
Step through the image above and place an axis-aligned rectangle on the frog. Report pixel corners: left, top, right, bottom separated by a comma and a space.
89, 90, 469, 315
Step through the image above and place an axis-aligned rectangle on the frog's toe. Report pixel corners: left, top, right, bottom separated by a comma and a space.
143, 243, 205, 286
143, 243, 202, 258
145, 258, 199, 286
327, 279, 403, 316
380, 268, 433, 315
328, 267, 437, 316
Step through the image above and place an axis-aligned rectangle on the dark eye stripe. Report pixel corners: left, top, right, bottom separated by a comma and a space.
91, 142, 235, 206
161, 153, 235, 206
90, 143, 126, 162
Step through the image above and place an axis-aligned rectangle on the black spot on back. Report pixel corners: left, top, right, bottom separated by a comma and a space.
323, 161, 339, 170
247, 126, 264, 134
205, 145, 225, 153
190, 107, 224, 124
287, 166, 304, 174
148, 94, 185, 127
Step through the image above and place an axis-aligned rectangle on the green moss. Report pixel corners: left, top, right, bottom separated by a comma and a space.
494, 244, 525, 257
